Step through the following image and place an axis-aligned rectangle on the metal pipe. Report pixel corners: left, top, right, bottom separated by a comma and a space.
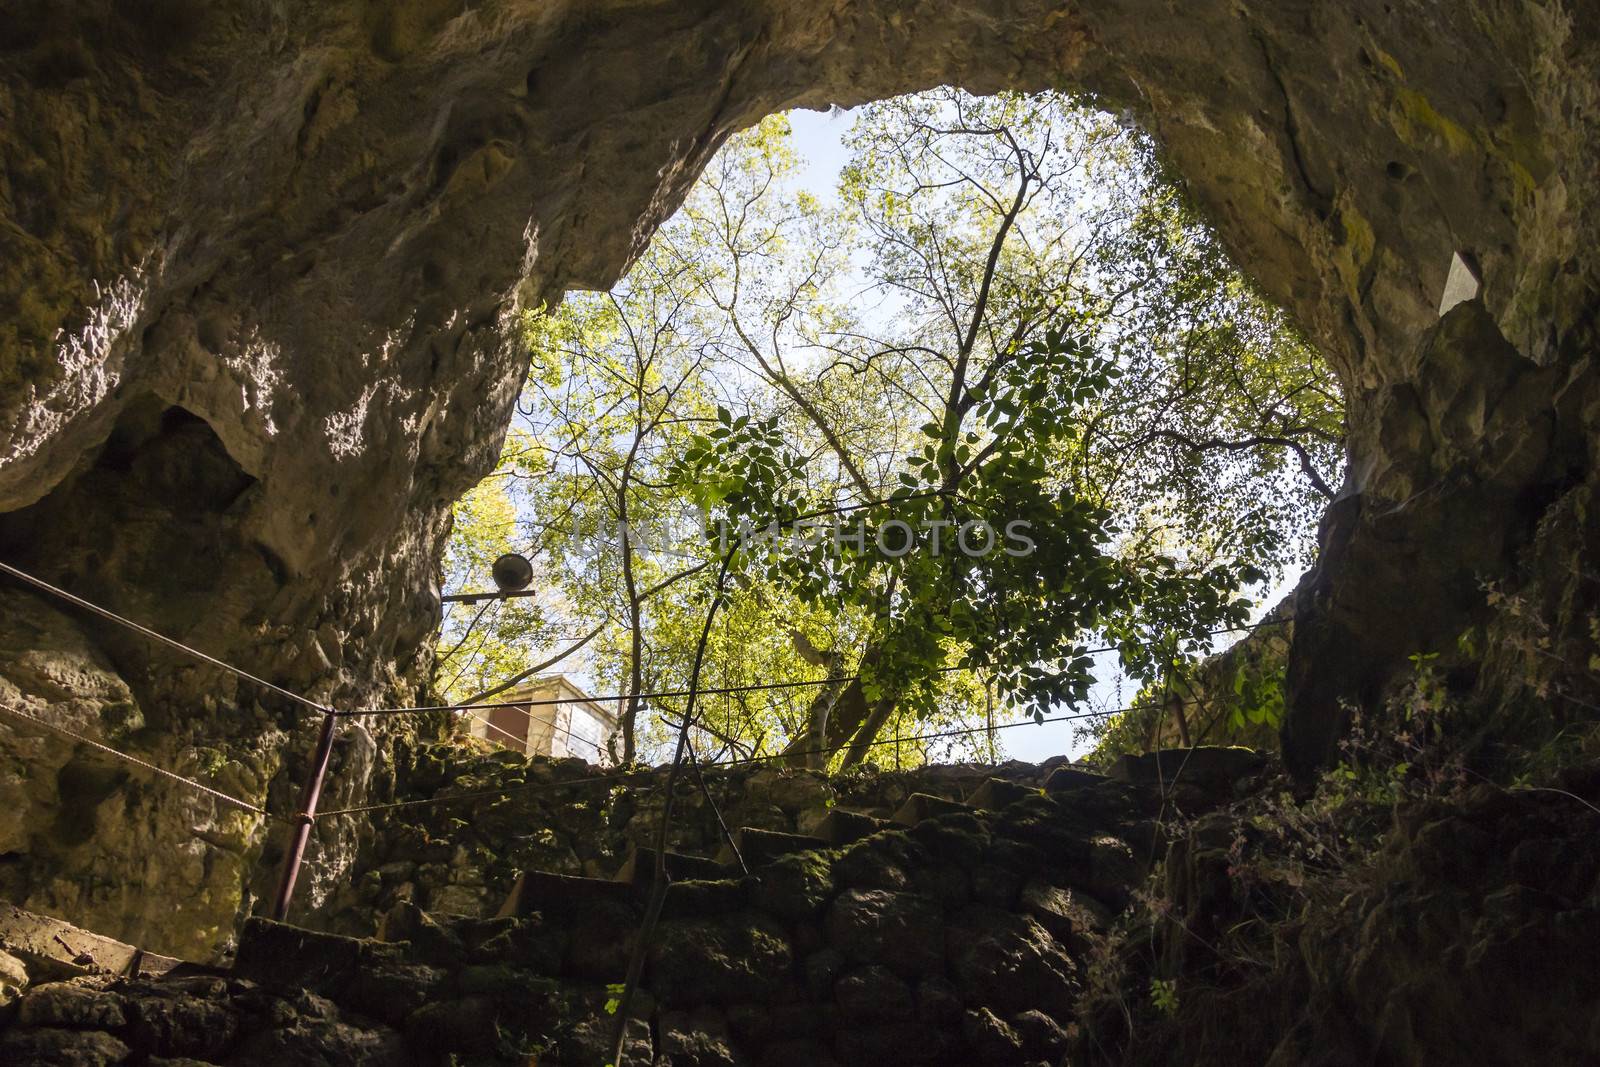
270, 708, 339, 922
440, 589, 539, 604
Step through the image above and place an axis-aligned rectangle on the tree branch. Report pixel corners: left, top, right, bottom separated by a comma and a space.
1147, 429, 1337, 500
455, 621, 609, 706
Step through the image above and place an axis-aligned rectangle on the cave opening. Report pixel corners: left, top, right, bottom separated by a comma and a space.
0, 399, 258, 600
0, 7, 1596, 1059
432, 88, 1347, 775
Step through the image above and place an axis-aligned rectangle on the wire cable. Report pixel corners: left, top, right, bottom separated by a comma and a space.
313, 695, 1189, 819
357, 617, 1288, 717
315, 766, 650, 818
0, 560, 329, 717
0, 562, 1282, 821
0, 699, 273, 819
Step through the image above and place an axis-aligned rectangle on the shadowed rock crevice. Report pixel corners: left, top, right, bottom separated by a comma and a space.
0, 400, 271, 666
0, 401, 296, 954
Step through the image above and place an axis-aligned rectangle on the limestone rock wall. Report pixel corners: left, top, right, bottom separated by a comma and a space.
1078, 761, 1600, 1066
1, 0, 1597, 946
0, 773, 1171, 1067
0, 587, 276, 960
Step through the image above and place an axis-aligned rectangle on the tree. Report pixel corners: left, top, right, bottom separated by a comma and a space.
666, 91, 1337, 761
435, 91, 1343, 766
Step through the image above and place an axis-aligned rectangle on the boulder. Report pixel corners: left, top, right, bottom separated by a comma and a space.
947, 906, 1079, 1019
17, 982, 127, 1029
1019, 879, 1114, 943
914, 976, 964, 1027
833, 965, 914, 1023
659, 1006, 745, 1067
1012, 1008, 1072, 1060
1108, 747, 1266, 790
0, 947, 29, 1007
755, 852, 837, 920
833, 832, 926, 892
824, 890, 944, 979
833, 1022, 952, 1067
232, 920, 363, 998
650, 914, 793, 1006
227, 1014, 408, 1066
341, 954, 450, 1027
0, 1027, 132, 1066
403, 996, 502, 1058
1044, 766, 1108, 793
804, 948, 845, 1001
123, 979, 239, 1061
961, 1006, 1024, 1062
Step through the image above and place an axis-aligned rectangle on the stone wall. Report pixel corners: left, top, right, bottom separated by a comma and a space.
2, 752, 1595, 1066
0, 768, 1185, 1066
302, 741, 1069, 937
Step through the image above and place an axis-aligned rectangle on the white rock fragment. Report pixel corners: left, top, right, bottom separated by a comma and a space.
1438, 250, 1481, 316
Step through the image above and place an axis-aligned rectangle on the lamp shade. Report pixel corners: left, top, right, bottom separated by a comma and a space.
491, 552, 534, 592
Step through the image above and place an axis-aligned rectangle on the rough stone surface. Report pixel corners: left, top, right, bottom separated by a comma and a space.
0, 757, 1590, 1065
0, 770, 1166, 1065
833, 965, 914, 1023
312, 749, 1034, 936
826, 890, 945, 979
0, 1026, 132, 1066
2, 0, 1598, 946
649, 914, 793, 1006
755, 852, 837, 921
947, 906, 1080, 1019
962, 1006, 1025, 1063
1285, 299, 1597, 774
1081, 766, 1600, 1067
1109, 747, 1268, 790
659, 1006, 743, 1067
1019, 879, 1113, 944
17, 981, 128, 1030
0, 947, 28, 1008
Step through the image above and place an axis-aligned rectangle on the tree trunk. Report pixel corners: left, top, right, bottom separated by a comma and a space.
839, 694, 897, 769
780, 643, 892, 767
1171, 690, 1192, 747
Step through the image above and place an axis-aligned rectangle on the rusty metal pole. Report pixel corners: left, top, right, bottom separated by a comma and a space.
270, 708, 339, 922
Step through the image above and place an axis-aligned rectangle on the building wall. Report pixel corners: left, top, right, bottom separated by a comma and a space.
482, 703, 532, 751
469, 677, 616, 765
555, 701, 608, 763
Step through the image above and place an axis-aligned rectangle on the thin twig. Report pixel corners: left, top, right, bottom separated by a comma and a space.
455, 621, 608, 706
686, 733, 748, 875
608, 550, 736, 1065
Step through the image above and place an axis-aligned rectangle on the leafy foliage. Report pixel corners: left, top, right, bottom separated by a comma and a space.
680, 325, 1259, 731
434, 90, 1343, 765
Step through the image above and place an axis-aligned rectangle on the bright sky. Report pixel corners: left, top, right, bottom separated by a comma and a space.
788, 107, 855, 204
